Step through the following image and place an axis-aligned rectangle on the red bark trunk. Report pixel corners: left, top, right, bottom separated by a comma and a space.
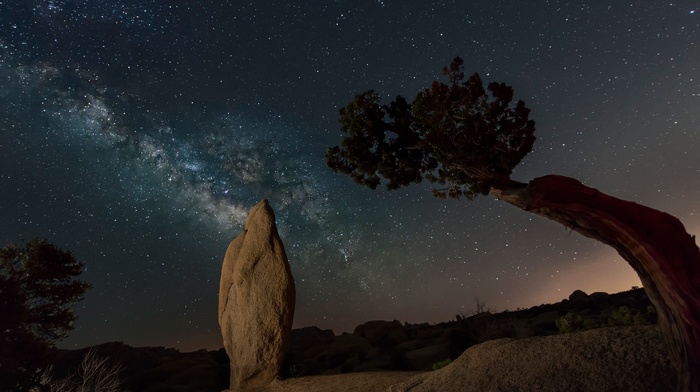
491, 174, 700, 392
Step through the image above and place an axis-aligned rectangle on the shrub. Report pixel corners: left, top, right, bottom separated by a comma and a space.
432, 359, 452, 371
557, 305, 657, 334
555, 312, 586, 334
607, 305, 656, 327
33, 349, 123, 392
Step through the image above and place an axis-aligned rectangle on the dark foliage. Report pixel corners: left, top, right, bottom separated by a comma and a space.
0, 238, 90, 391
326, 56, 536, 199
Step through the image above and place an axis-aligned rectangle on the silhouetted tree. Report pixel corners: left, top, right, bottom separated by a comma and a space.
327, 57, 700, 392
0, 238, 91, 391
327, 57, 535, 199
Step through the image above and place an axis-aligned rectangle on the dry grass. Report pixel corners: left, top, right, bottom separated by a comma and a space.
34, 349, 123, 392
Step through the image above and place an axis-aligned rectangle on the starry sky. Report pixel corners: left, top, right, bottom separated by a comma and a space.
1, 1, 699, 352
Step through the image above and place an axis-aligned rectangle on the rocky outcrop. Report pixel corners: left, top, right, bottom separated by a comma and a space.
388, 325, 675, 392
568, 289, 589, 303
354, 320, 408, 348
218, 200, 296, 391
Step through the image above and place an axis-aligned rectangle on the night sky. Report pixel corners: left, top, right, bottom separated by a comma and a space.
1, 1, 699, 352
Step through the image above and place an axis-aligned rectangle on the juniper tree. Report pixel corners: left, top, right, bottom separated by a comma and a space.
327, 57, 700, 392
0, 238, 91, 391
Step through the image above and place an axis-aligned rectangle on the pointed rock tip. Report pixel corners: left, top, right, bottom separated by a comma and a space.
255, 199, 272, 211
245, 199, 276, 227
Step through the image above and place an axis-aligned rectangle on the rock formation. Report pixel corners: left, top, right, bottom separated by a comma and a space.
388, 325, 675, 392
353, 320, 408, 347
218, 199, 296, 391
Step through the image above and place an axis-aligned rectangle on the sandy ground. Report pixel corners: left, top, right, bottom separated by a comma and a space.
248, 371, 425, 392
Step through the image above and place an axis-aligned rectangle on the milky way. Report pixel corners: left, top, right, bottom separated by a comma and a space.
1, 1, 699, 351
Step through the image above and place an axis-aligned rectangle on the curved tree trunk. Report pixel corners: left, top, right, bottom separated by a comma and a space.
490, 174, 700, 392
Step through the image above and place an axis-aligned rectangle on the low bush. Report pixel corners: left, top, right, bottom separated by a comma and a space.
32, 349, 123, 392
556, 305, 656, 334
432, 359, 452, 371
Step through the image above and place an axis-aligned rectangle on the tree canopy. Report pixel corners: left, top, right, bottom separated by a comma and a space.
326, 56, 536, 199
0, 238, 91, 391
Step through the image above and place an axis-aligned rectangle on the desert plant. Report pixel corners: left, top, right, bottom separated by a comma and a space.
608, 305, 656, 327
432, 359, 452, 371
34, 349, 123, 392
457, 309, 515, 343
281, 355, 304, 378
608, 306, 635, 326
555, 312, 600, 333
557, 305, 657, 334
458, 296, 493, 319
556, 312, 587, 334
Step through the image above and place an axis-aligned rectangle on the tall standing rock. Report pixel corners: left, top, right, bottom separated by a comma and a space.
218, 199, 296, 391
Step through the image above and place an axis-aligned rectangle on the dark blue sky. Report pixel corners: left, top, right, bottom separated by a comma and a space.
1, 1, 699, 351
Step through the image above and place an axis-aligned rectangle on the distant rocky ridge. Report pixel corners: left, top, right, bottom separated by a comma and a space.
53, 287, 659, 391
282, 287, 656, 377
260, 325, 673, 392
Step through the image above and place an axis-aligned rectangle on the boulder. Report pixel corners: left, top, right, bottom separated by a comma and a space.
439, 328, 474, 359
312, 334, 374, 373
353, 320, 408, 348
589, 291, 609, 301
568, 289, 589, 303
387, 325, 675, 392
218, 200, 296, 391
404, 343, 451, 371
290, 326, 335, 348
